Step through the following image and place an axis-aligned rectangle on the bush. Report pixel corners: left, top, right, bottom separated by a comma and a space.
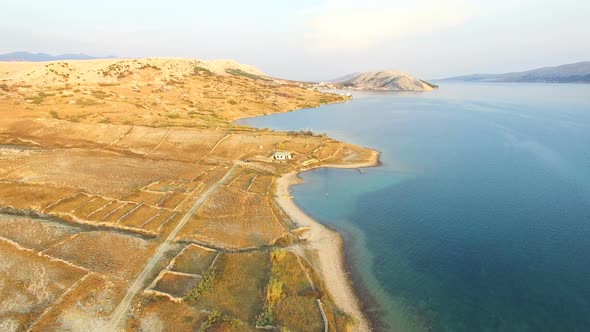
184, 268, 216, 301
140, 64, 161, 71
202, 309, 240, 330
271, 249, 287, 262
266, 277, 283, 304
75, 98, 99, 107
256, 309, 274, 327
193, 66, 213, 75
31, 95, 45, 105
287, 130, 316, 137
225, 68, 271, 81
91, 90, 110, 99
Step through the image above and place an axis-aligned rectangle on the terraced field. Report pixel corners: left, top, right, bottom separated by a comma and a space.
0, 58, 375, 331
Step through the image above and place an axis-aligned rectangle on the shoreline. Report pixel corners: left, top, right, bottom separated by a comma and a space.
275, 150, 381, 332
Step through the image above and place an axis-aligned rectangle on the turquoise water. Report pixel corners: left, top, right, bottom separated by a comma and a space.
238, 83, 590, 331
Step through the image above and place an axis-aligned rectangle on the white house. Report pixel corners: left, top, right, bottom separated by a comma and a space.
272, 151, 293, 160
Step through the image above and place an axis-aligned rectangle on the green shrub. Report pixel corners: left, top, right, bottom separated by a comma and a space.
91, 90, 110, 99
225, 68, 271, 81
266, 277, 283, 305
256, 309, 274, 327
140, 64, 161, 71
202, 309, 240, 330
193, 66, 212, 75
75, 98, 99, 107
184, 268, 216, 301
31, 95, 45, 105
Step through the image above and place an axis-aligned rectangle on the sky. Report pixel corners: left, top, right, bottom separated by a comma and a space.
1, 0, 589, 80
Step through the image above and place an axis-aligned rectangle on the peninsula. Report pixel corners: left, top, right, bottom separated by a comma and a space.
0, 58, 377, 331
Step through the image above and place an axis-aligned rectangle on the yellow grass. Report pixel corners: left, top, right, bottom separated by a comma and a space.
0, 58, 376, 330
0, 214, 77, 252
0, 182, 76, 211
0, 238, 86, 331
44, 231, 155, 278
194, 252, 269, 325
121, 190, 168, 206
170, 244, 218, 275
178, 187, 286, 249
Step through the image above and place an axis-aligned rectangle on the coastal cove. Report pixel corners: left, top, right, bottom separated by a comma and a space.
238, 83, 590, 331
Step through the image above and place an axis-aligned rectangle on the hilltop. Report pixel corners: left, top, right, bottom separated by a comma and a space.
440, 61, 590, 83
0, 57, 265, 88
0, 57, 342, 122
332, 70, 437, 91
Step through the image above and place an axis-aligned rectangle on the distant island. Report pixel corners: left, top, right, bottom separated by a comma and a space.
331, 70, 438, 91
0, 51, 116, 62
440, 61, 590, 83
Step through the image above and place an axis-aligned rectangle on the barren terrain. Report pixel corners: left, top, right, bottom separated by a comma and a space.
0, 58, 375, 331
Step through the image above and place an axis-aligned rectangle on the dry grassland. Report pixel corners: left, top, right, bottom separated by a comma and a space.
177, 185, 287, 250
196, 252, 269, 324
0, 58, 375, 331
0, 240, 87, 331
169, 244, 218, 275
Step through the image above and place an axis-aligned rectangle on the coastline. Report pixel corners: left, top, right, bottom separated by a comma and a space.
275, 150, 381, 332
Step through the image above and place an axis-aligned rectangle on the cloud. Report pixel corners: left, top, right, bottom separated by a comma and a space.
302, 0, 473, 51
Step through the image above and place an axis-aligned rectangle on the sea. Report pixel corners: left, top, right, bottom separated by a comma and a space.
237, 82, 590, 332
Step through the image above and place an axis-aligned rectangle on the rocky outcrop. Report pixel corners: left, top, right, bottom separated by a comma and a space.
0, 58, 268, 88
333, 70, 437, 91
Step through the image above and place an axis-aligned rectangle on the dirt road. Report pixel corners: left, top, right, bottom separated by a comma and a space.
106, 164, 238, 330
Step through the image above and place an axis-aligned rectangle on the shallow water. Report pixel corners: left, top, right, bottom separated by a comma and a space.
238, 83, 590, 331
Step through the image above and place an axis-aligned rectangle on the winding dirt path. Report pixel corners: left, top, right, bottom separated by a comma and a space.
106, 163, 237, 330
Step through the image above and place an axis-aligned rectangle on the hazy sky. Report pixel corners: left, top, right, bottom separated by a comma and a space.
2, 0, 589, 80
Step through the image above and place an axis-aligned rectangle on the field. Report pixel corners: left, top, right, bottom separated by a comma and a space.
0, 58, 375, 331
177, 183, 288, 250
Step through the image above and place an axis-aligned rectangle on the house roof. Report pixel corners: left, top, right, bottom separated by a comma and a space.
272, 151, 292, 156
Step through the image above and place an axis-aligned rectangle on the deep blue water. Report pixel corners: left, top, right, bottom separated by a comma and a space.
238, 83, 590, 332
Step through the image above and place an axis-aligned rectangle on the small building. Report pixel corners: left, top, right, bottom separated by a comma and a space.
272, 151, 293, 160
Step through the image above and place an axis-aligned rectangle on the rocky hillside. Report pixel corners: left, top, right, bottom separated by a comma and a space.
0, 57, 346, 124
333, 70, 437, 91
0, 58, 268, 88
441, 61, 590, 83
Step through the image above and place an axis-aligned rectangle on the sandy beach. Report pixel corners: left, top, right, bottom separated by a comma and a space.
275, 150, 380, 332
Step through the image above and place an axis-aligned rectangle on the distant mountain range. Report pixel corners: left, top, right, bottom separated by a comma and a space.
332, 70, 437, 91
0, 52, 116, 62
440, 61, 590, 83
